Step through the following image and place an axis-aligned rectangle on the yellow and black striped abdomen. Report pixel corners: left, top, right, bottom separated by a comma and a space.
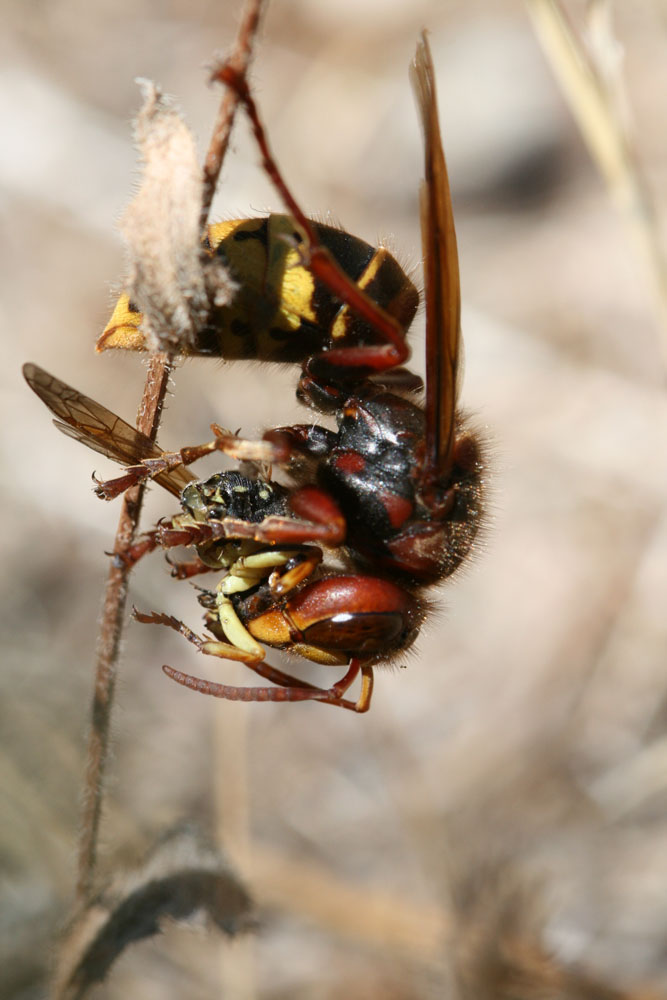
97, 215, 418, 363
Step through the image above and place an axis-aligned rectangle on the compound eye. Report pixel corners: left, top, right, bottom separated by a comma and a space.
181, 483, 210, 520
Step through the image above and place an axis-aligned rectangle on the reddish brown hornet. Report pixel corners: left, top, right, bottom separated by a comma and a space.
24, 35, 484, 712
24, 364, 420, 711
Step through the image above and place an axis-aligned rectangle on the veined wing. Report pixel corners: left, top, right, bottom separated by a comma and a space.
411, 33, 462, 484
23, 363, 195, 498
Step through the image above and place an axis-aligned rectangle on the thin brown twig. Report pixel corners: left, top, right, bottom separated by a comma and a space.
75, 353, 172, 906
200, 0, 266, 230
74, 0, 268, 910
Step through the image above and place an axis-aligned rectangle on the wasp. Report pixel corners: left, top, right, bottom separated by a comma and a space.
97, 216, 419, 372
24, 34, 484, 712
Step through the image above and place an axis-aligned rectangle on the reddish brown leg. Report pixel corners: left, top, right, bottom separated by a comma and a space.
162, 657, 373, 713
163, 658, 322, 693
115, 521, 218, 569
200, 486, 346, 547
214, 64, 409, 375
267, 547, 322, 596
136, 606, 373, 711
134, 608, 321, 689
112, 530, 160, 568
165, 554, 219, 580
132, 609, 252, 658
202, 513, 342, 547
94, 425, 278, 501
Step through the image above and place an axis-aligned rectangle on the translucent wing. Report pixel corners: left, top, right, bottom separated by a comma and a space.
23, 363, 195, 498
411, 33, 461, 484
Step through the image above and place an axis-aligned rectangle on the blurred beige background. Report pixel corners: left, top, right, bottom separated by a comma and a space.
3, 1, 667, 997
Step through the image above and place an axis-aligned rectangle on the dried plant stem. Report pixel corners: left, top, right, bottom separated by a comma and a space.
76, 353, 172, 906
527, 0, 667, 372
74, 0, 267, 910
200, 0, 266, 229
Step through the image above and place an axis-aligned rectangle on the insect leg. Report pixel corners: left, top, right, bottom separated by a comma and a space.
215, 546, 323, 598
165, 554, 220, 580
139, 603, 370, 710
114, 519, 224, 569
134, 607, 321, 692
202, 486, 347, 548
266, 547, 322, 596
133, 608, 263, 664
93, 425, 277, 501
162, 657, 372, 712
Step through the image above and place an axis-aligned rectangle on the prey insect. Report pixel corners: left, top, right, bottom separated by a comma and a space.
24, 364, 420, 712
98, 216, 419, 376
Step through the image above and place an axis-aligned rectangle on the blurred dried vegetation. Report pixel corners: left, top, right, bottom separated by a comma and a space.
3, 0, 667, 997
